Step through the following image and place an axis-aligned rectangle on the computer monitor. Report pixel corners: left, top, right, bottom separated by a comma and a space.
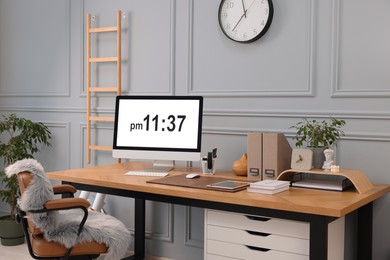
113, 95, 203, 171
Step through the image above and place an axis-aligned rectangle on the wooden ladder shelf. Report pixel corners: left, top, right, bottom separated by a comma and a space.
86, 11, 122, 164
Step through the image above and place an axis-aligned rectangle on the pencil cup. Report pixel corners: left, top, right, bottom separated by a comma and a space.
201, 158, 216, 175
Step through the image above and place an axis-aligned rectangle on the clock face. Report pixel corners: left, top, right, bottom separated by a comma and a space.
218, 0, 273, 43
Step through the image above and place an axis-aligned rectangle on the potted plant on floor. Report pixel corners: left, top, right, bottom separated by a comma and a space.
290, 117, 346, 169
0, 114, 51, 246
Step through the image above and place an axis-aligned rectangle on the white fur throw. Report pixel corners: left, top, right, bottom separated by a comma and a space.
5, 159, 131, 259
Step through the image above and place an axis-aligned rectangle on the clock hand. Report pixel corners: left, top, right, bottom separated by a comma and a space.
232, 13, 245, 31
232, 13, 245, 32
245, 0, 257, 14
241, 0, 247, 18
232, 0, 257, 33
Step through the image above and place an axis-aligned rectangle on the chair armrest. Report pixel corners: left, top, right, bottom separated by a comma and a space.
45, 198, 90, 210
52, 184, 77, 195
44, 198, 90, 241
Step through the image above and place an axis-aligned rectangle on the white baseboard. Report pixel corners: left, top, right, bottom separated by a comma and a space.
98, 251, 174, 260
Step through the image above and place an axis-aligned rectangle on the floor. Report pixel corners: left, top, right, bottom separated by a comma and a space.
0, 242, 172, 260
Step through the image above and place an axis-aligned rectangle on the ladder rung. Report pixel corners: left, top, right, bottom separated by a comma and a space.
89, 87, 118, 92
89, 26, 118, 33
89, 57, 118, 63
89, 116, 114, 122
89, 145, 112, 151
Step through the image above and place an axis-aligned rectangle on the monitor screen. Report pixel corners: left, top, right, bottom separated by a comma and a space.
113, 96, 203, 166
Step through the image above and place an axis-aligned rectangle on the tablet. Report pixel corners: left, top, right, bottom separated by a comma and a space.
207, 180, 250, 191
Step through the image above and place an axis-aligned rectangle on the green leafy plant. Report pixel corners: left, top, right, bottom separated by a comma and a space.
290, 117, 346, 148
0, 114, 51, 220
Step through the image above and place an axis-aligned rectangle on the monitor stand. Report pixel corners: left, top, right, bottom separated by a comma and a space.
144, 160, 174, 172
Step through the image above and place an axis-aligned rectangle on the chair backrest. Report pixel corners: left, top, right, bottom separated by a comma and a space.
17, 171, 44, 236
17, 171, 33, 194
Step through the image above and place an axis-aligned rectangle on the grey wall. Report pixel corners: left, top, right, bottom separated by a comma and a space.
0, 0, 389, 259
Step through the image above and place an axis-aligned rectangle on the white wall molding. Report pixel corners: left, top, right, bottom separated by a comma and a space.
184, 207, 204, 248
204, 109, 390, 120
0, 106, 86, 114
203, 126, 390, 143
186, 0, 315, 97
3, 106, 390, 121
330, 0, 390, 97
35, 121, 71, 171
81, 0, 176, 96
49, 121, 71, 169
78, 1, 86, 97
145, 203, 174, 243
0, 1, 71, 97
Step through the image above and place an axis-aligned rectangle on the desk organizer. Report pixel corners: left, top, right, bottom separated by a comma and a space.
277, 168, 374, 194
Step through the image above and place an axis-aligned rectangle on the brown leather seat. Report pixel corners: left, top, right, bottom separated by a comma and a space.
29, 233, 107, 258
17, 171, 109, 259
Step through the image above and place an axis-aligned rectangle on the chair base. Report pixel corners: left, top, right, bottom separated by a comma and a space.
65, 255, 100, 260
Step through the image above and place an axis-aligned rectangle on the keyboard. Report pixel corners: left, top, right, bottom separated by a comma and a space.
124, 171, 169, 177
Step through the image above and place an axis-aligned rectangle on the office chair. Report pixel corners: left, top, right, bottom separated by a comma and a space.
6, 159, 131, 260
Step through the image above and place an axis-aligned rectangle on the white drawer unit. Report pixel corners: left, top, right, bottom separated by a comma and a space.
206, 209, 309, 239
207, 253, 239, 260
207, 240, 308, 260
205, 209, 344, 260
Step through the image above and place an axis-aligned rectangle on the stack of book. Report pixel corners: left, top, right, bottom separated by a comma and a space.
247, 180, 290, 194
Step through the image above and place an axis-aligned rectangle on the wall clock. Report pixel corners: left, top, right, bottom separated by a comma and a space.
218, 0, 274, 43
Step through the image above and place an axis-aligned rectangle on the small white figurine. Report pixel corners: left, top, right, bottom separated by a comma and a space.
322, 148, 334, 170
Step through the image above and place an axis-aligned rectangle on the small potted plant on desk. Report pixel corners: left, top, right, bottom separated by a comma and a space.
290, 117, 346, 169
0, 114, 51, 246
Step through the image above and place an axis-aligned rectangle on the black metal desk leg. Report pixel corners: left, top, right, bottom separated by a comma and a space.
310, 216, 328, 260
357, 202, 373, 260
134, 198, 146, 260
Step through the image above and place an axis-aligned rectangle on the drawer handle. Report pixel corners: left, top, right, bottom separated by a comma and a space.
245, 245, 270, 252
245, 215, 270, 222
246, 230, 270, 237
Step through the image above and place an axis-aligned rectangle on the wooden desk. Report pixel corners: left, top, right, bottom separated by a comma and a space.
47, 162, 390, 260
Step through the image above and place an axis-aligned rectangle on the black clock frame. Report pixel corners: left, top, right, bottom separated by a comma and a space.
218, 0, 274, 43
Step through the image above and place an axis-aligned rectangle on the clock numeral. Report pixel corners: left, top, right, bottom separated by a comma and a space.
264, 8, 269, 15
253, 29, 258, 36
225, 1, 234, 9
152, 115, 158, 131
167, 115, 186, 132
243, 33, 247, 40
167, 115, 175, 132
143, 114, 159, 131
226, 23, 231, 30
142, 114, 186, 132
177, 115, 186, 132
261, 20, 265, 26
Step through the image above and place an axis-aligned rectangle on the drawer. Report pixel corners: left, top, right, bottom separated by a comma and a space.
207, 240, 309, 260
207, 225, 309, 255
206, 209, 309, 239
206, 253, 239, 260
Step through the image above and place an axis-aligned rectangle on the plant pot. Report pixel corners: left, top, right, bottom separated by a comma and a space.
309, 147, 325, 169
0, 216, 25, 246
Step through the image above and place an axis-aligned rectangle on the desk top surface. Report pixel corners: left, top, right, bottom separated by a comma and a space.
47, 162, 390, 218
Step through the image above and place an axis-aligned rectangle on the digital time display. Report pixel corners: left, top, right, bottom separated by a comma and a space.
128, 114, 187, 132
114, 97, 202, 150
